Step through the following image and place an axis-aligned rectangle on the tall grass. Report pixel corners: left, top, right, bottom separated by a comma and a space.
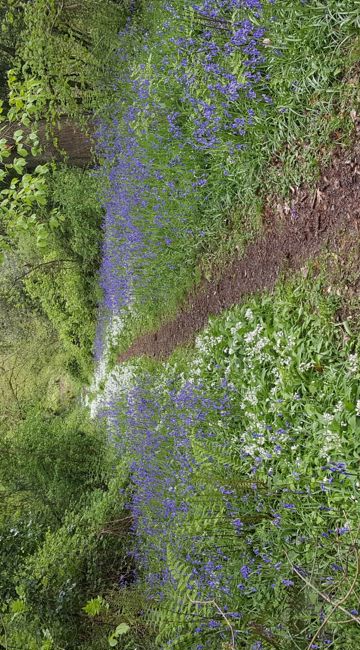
94, 0, 359, 357
100, 262, 360, 649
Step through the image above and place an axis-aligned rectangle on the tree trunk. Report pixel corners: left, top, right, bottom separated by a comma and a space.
1, 116, 96, 169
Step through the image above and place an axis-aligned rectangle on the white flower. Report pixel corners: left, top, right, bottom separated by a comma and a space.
244, 324, 263, 344
242, 388, 258, 406
245, 308, 254, 321
348, 353, 358, 374
230, 321, 242, 335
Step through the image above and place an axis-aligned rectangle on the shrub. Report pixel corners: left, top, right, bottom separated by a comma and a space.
19, 467, 132, 648
0, 405, 110, 525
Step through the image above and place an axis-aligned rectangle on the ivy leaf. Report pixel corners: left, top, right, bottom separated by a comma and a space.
107, 623, 130, 646
34, 164, 49, 175
34, 192, 47, 206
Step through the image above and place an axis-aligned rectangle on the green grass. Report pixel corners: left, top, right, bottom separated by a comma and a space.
108, 253, 360, 649
99, 0, 360, 355
2, 2, 360, 648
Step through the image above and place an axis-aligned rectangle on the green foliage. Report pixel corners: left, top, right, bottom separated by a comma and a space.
48, 165, 103, 269
14, 0, 134, 124
0, 405, 109, 525
0, 0, 114, 382
0, 266, 77, 426
83, 595, 109, 617
109, 259, 360, 649
81, 586, 156, 650
0, 73, 56, 256
108, 622, 130, 646
0, 1, 26, 107
23, 258, 97, 379
105, 0, 360, 351
0, 162, 104, 380
19, 166, 104, 378
0, 420, 135, 650
18, 466, 132, 647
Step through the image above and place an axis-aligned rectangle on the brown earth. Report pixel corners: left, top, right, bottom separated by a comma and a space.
119, 128, 360, 363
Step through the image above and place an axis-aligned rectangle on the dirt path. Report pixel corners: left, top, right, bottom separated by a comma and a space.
119, 132, 360, 362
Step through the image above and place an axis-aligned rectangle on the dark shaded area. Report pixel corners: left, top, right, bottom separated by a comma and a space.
119, 127, 360, 362
1, 118, 95, 169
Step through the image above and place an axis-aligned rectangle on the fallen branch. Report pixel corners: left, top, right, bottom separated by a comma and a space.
187, 595, 236, 649
13, 259, 76, 285
285, 550, 360, 626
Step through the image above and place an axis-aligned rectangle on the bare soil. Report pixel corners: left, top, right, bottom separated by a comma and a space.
119, 129, 360, 362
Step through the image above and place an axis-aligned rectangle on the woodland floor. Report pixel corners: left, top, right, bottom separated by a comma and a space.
119, 122, 360, 362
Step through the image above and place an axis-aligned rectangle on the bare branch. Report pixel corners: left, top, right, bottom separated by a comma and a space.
285, 550, 360, 626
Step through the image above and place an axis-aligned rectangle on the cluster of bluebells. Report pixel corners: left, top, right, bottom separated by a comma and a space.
98, 356, 358, 646
92, 0, 276, 360
94, 288, 360, 647
109, 373, 232, 583
92, 96, 198, 360
163, 0, 275, 153
100, 368, 288, 647
89, 3, 360, 645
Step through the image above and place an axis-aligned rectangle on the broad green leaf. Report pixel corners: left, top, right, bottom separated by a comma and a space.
49, 215, 59, 229
34, 164, 49, 175
13, 129, 24, 142
17, 145, 28, 157
115, 623, 130, 636
13, 157, 27, 174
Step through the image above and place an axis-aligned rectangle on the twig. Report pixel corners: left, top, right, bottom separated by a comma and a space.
187, 595, 236, 649
307, 547, 359, 649
13, 259, 76, 285
193, 10, 232, 27
285, 551, 360, 625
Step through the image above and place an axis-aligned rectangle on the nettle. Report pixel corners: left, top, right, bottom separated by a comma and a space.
0, 70, 65, 260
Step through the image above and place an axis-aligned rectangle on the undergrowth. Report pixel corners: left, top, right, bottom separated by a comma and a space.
99, 259, 360, 649
95, 0, 360, 357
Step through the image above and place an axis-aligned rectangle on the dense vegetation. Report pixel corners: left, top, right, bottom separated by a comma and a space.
94, 0, 359, 355
1, 0, 359, 649
105, 260, 360, 650
0, 2, 138, 649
